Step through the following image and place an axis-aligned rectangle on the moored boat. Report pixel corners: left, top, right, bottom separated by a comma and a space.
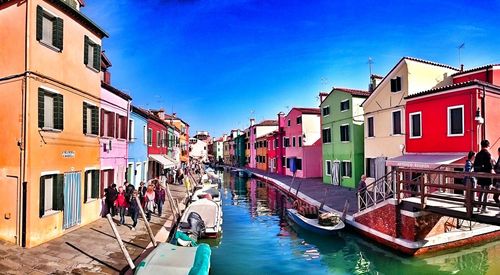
179, 198, 223, 239
286, 209, 344, 235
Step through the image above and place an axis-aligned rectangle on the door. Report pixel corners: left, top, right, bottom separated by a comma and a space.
375, 157, 387, 180
0, 177, 18, 243
63, 172, 81, 229
135, 163, 142, 187
332, 161, 340, 186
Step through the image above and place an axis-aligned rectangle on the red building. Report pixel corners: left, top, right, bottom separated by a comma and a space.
145, 111, 171, 180
387, 65, 500, 169
267, 131, 277, 172
267, 112, 287, 175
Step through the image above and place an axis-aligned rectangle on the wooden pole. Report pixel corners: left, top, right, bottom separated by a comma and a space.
134, 196, 157, 247
106, 214, 135, 270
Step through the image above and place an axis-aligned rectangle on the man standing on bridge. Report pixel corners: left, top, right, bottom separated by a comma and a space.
474, 140, 493, 213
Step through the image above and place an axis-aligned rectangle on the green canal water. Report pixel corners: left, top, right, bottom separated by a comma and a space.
205, 171, 500, 275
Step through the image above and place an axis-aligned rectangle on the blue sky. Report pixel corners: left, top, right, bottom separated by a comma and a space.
85, 0, 500, 137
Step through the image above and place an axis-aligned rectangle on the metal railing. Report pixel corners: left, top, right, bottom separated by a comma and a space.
357, 171, 396, 212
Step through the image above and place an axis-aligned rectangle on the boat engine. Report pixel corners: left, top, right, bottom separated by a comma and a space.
179, 212, 206, 239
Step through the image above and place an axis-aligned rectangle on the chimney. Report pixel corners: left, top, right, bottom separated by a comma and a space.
460, 64, 464, 72
250, 118, 255, 127
103, 71, 111, 85
223, 134, 227, 141
172, 112, 177, 118
277, 112, 285, 129
156, 108, 165, 120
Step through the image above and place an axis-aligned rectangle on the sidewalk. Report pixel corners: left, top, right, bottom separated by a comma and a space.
243, 167, 358, 215
0, 184, 186, 275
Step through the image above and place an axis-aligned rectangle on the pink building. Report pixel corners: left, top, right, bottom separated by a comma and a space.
284, 108, 322, 178
100, 78, 131, 190
249, 119, 278, 168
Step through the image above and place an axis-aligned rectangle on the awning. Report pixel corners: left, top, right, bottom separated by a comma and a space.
164, 154, 179, 167
386, 153, 466, 169
149, 154, 176, 169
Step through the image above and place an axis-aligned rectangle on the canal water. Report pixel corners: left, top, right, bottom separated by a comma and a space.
203, 171, 500, 275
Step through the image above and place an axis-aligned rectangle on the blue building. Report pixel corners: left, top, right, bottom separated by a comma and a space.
127, 105, 150, 187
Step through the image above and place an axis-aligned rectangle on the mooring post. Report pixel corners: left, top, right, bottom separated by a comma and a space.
134, 196, 157, 247
106, 214, 136, 270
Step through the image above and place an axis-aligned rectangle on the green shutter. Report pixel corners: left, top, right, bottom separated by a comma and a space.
91, 171, 100, 199
54, 94, 64, 130
83, 36, 89, 65
38, 88, 44, 128
53, 174, 64, 211
91, 106, 99, 135
82, 103, 87, 134
36, 6, 43, 41
39, 176, 45, 218
53, 17, 63, 51
83, 172, 88, 203
93, 43, 101, 71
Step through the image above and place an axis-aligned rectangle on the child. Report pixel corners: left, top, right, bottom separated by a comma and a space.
115, 186, 128, 225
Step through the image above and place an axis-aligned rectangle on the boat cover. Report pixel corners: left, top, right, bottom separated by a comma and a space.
135, 243, 211, 275
181, 200, 219, 228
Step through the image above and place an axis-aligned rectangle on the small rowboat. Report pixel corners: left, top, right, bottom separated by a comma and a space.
179, 199, 222, 239
286, 209, 344, 235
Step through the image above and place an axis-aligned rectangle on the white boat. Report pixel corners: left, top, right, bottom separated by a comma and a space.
180, 198, 222, 239
286, 209, 344, 235
191, 186, 221, 203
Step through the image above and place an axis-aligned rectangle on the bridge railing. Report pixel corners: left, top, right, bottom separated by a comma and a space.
357, 170, 396, 212
395, 168, 500, 218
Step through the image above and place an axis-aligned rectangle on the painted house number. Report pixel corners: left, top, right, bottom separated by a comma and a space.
62, 151, 75, 158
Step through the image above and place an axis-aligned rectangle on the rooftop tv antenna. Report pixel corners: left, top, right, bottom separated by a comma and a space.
368, 57, 374, 77
458, 43, 465, 67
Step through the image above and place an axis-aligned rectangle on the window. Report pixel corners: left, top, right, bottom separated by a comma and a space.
286, 158, 290, 169
325, 160, 332, 176
101, 169, 114, 191
84, 170, 100, 202
143, 125, 148, 145
38, 88, 63, 130
282, 156, 286, 167
100, 110, 115, 137
340, 125, 350, 142
83, 103, 99, 135
253, 128, 256, 135
36, 6, 63, 51
292, 137, 296, 147
322, 128, 331, 143
448, 105, 464, 136
322, 106, 330, 117
367, 117, 374, 137
156, 131, 161, 147
287, 120, 291, 127
39, 174, 63, 217
341, 161, 352, 178
129, 119, 135, 141
147, 128, 153, 146
340, 100, 350, 112
296, 159, 302, 171
409, 112, 422, 138
84, 36, 101, 71
392, 110, 402, 135
274, 139, 278, 148
296, 116, 302, 124
390, 76, 402, 92
298, 136, 302, 147
284, 137, 290, 147
116, 115, 127, 139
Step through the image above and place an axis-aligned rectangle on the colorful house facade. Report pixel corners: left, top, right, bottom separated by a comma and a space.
128, 106, 149, 188
362, 57, 458, 181
255, 135, 268, 171
266, 132, 278, 172
147, 112, 171, 181
223, 137, 231, 164
164, 113, 190, 168
249, 119, 278, 168
284, 108, 322, 178
320, 88, 370, 188
235, 131, 246, 167
0, 0, 108, 247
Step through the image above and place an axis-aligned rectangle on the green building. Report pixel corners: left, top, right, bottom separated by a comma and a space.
320, 88, 370, 188
234, 130, 247, 167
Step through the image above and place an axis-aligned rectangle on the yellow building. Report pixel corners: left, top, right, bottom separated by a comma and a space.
0, 0, 108, 247
362, 57, 458, 181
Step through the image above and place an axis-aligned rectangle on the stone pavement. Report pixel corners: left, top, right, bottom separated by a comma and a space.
0, 184, 187, 275
242, 167, 359, 215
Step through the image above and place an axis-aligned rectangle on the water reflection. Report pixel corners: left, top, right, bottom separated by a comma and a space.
210, 170, 500, 275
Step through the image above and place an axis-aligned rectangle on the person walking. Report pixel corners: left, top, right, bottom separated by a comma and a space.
473, 140, 494, 213
128, 190, 140, 230
104, 184, 118, 217
357, 175, 367, 210
155, 183, 166, 217
492, 147, 500, 208
144, 184, 156, 222
138, 181, 147, 204
124, 181, 135, 203
115, 186, 128, 225
463, 151, 476, 199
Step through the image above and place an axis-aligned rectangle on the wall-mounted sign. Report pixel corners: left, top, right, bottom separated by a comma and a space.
62, 151, 75, 158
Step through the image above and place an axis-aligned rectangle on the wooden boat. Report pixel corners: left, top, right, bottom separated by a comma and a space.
286, 209, 344, 235
179, 198, 222, 239
135, 243, 211, 275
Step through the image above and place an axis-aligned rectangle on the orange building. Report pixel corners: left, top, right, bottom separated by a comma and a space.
164, 113, 190, 167
255, 135, 268, 171
0, 0, 108, 247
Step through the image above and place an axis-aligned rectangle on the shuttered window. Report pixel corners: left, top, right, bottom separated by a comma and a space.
36, 6, 63, 51
115, 115, 127, 139
83, 35, 101, 71
83, 103, 99, 135
100, 110, 115, 137
84, 170, 100, 202
39, 174, 64, 217
38, 88, 63, 130
147, 128, 153, 146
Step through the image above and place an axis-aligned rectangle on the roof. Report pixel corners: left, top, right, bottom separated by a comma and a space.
131, 105, 149, 118
101, 81, 132, 100
101, 51, 112, 69
45, 0, 109, 38
320, 87, 370, 104
77, 0, 85, 7
362, 57, 459, 107
163, 113, 190, 127
452, 64, 500, 77
291, 107, 321, 115
371, 74, 384, 79
405, 80, 500, 100
255, 120, 278, 127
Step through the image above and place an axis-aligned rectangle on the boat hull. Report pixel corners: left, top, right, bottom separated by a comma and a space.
286, 209, 344, 235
